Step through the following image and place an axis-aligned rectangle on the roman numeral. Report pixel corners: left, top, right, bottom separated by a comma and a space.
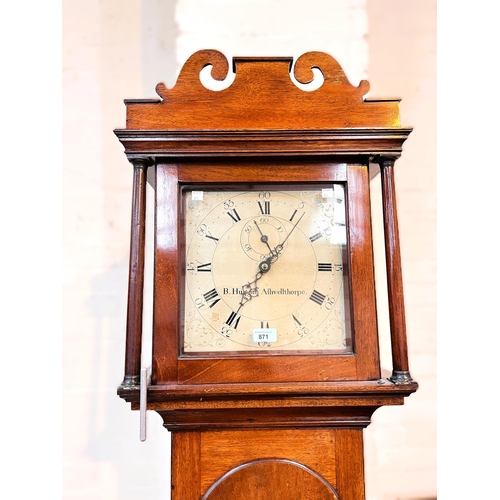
318, 263, 332, 272
197, 262, 212, 272
227, 209, 241, 223
292, 314, 302, 327
289, 209, 298, 222
205, 233, 219, 243
309, 232, 322, 243
225, 311, 241, 329
202, 288, 220, 308
258, 201, 271, 215
309, 289, 326, 306
260, 321, 269, 328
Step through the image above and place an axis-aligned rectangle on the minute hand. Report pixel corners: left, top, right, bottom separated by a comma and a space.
271, 212, 305, 257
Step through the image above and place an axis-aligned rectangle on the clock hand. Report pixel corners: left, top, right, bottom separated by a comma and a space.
271, 211, 305, 256
254, 220, 273, 254
236, 255, 273, 311
238, 213, 305, 311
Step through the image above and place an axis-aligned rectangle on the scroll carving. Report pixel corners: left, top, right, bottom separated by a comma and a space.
125, 49, 401, 130
293, 50, 369, 96
155, 49, 230, 99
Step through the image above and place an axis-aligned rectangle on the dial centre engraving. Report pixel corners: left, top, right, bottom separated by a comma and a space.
240, 216, 288, 262
214, 220, 316, 322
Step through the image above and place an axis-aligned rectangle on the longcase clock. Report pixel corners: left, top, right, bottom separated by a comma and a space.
115, 49, 418, 500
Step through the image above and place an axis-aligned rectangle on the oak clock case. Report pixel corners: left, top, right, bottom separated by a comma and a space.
115, 50, 418, 500
181, 184, 352, 355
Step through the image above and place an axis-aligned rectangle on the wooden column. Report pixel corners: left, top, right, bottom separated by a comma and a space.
378, 157, 414, 384
121, 157, 149, 388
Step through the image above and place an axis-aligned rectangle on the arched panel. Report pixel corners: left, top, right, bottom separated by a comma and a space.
202, 458, 340, 500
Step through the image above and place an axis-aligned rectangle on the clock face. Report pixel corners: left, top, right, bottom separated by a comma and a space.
181, 185, 352, 353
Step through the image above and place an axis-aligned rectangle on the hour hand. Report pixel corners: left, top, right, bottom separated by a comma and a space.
237, 256, 273, 310
239, 281, 258, 308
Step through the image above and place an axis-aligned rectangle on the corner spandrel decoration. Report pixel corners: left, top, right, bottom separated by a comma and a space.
124, 49, 401, 130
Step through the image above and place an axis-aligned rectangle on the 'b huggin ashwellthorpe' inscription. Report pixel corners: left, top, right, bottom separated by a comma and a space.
223, 287, 306, 296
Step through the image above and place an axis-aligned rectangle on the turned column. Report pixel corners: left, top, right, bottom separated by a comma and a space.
377, 157, 414, 384
121, 157, 150, 388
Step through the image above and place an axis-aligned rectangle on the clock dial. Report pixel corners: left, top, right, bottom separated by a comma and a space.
182, 186, 351, 353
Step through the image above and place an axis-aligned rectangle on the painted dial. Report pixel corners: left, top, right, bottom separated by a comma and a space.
183, 187, 350, 352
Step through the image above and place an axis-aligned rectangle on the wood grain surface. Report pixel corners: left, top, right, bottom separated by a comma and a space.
124, 50, 401, 131
115, 50, 417, 500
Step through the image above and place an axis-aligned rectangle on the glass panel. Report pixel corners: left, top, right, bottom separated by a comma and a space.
181, 184, 352, 354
